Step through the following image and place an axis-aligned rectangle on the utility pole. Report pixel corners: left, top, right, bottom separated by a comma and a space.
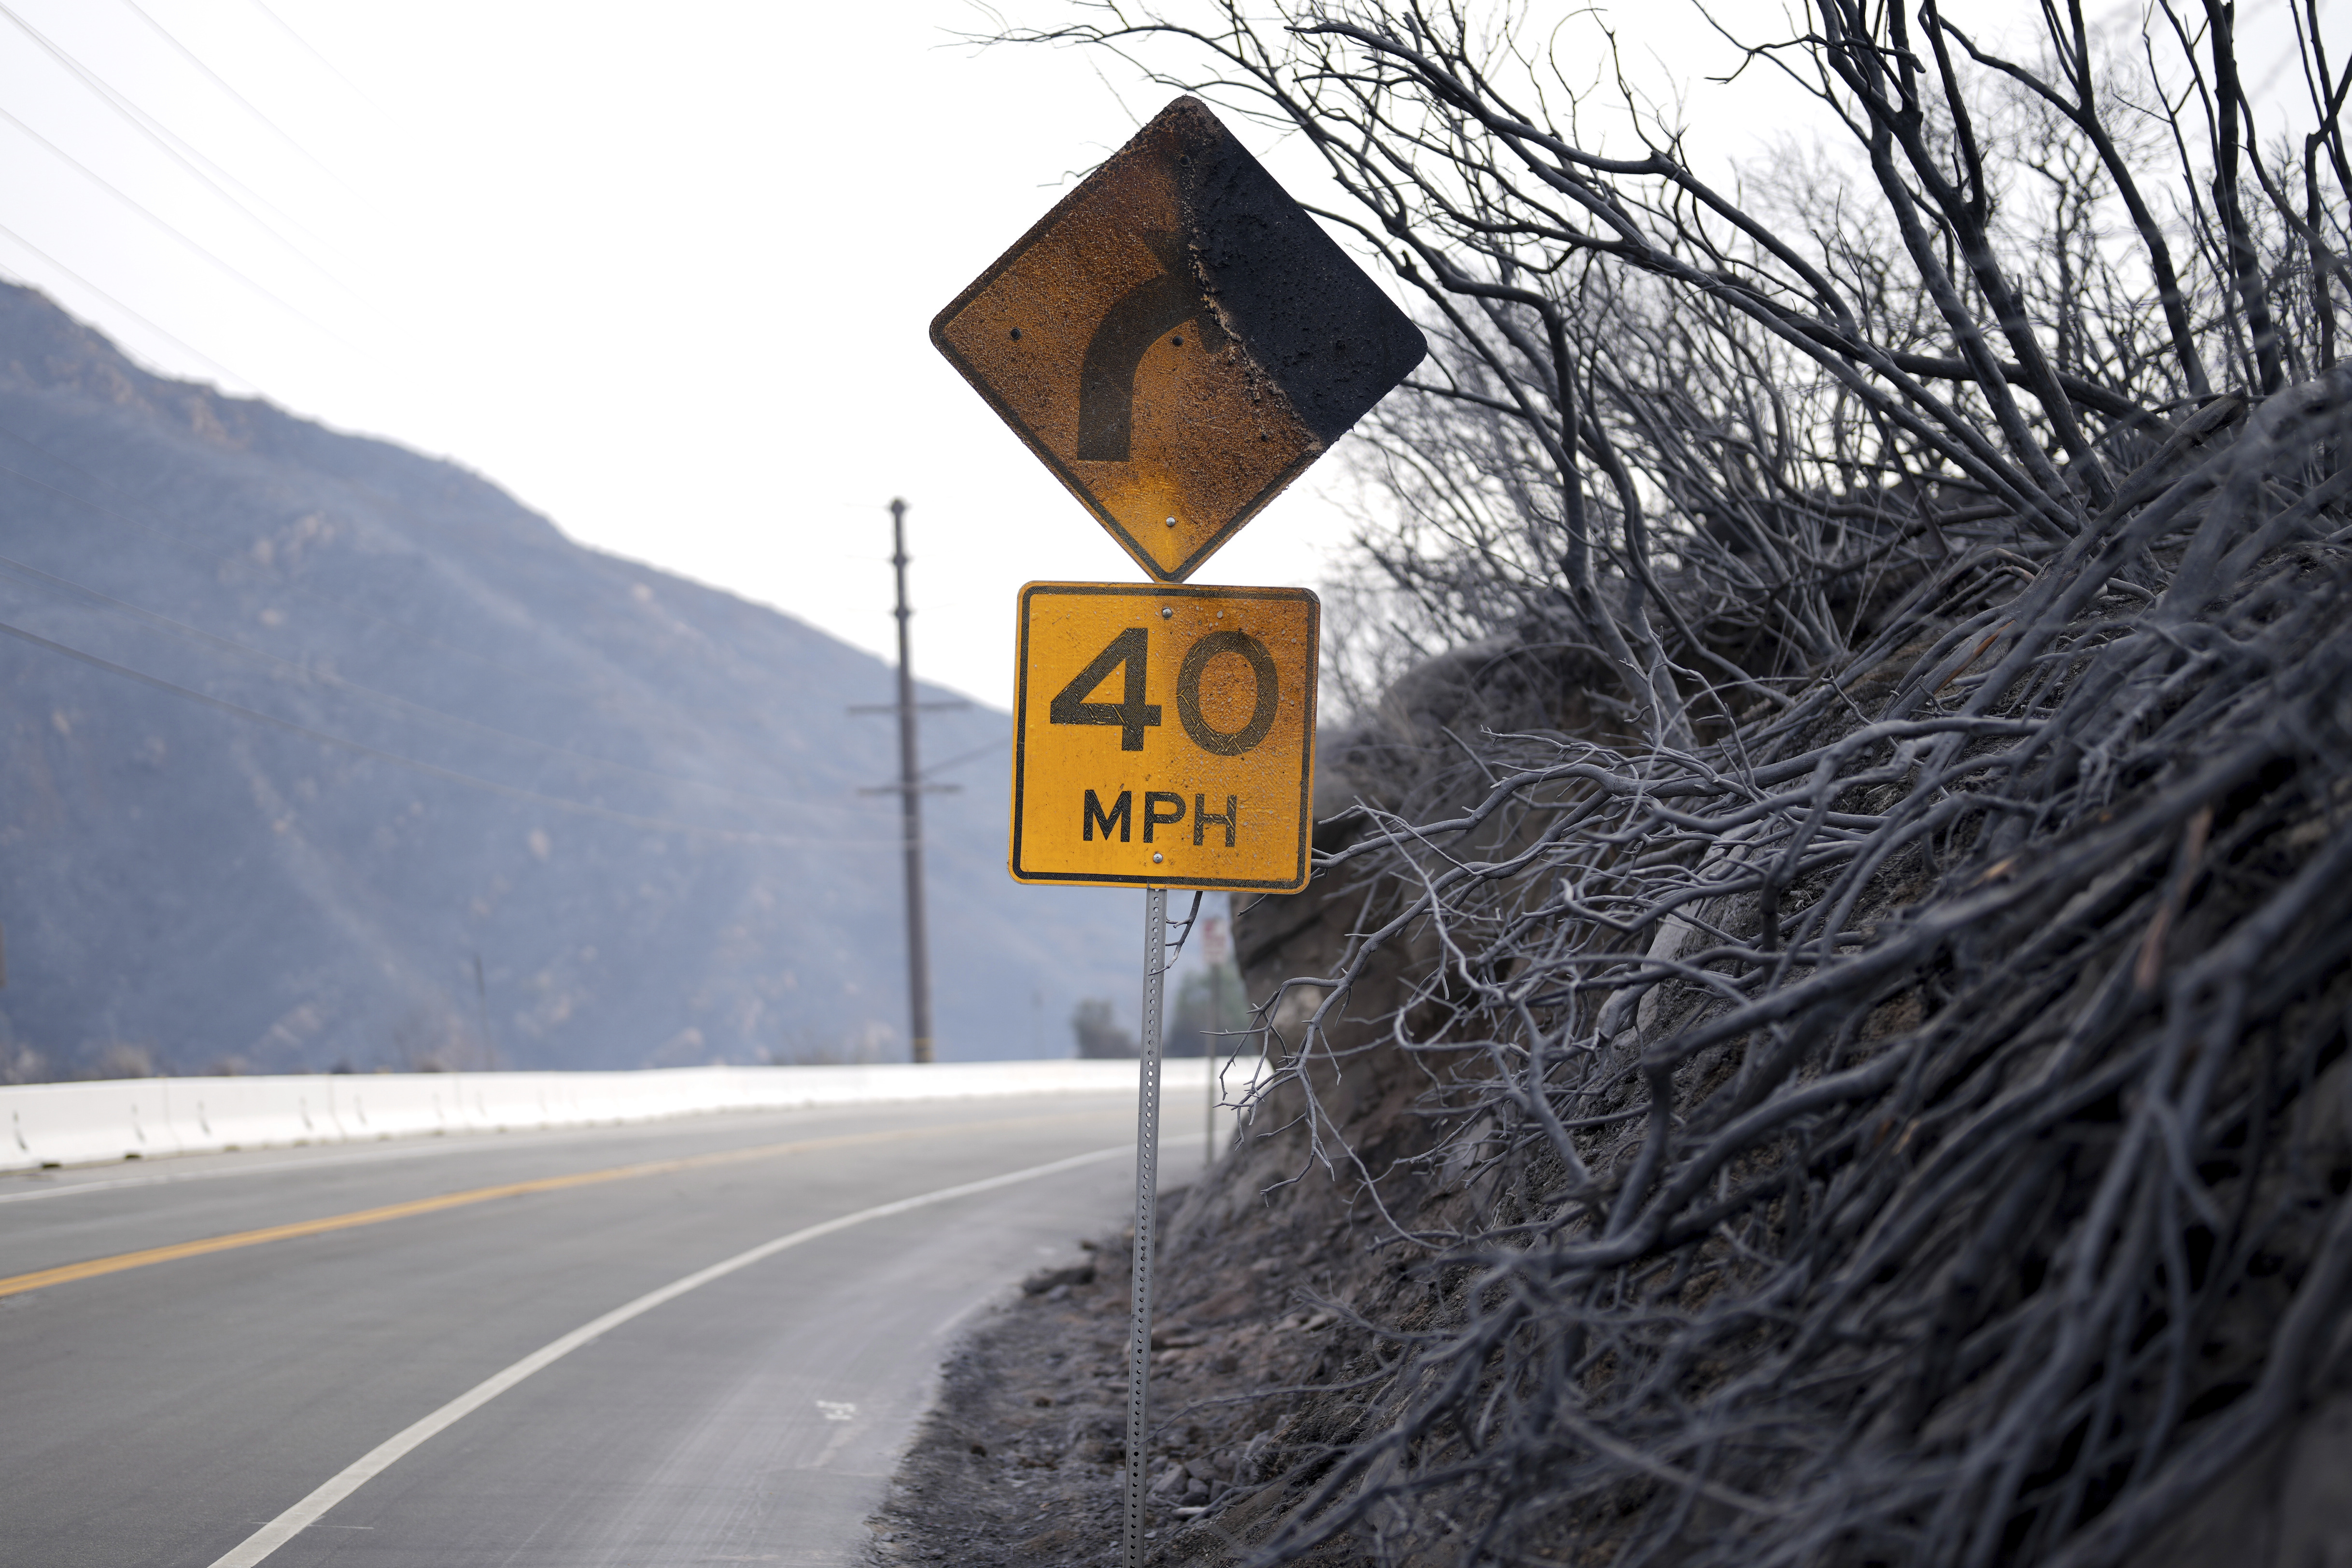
850, 501, 964, 1062
888, 499, 934, 1063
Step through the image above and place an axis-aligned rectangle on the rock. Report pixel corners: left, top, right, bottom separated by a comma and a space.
1021, 1262, 1097, 1296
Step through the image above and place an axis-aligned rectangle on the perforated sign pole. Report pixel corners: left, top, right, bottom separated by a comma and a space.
1124, 887, 1168, 1567
1002, 581, 1316, 1568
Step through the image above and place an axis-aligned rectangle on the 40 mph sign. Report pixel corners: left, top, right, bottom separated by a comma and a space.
1009, 583, 1318, 891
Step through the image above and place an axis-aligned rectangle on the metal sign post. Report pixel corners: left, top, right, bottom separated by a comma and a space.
1123, 887, 1169, 1565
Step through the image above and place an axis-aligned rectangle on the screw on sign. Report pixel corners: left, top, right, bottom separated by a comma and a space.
930, 95, 1426, 584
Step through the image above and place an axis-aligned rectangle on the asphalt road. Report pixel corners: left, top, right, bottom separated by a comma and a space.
0, 1090, 1184, 1568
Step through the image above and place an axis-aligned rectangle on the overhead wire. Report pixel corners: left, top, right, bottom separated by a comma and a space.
0, 232, 251, 388
0, 0, 333, 253
113, 0, 365, 203
0, 549, 885, 817
0, 100, 351, 339
918, 736, 1009, 781
0, 427, 1004, 764
0, 437, 620, 709
244, 0, 385, 119
0, 614, 904, 850
0, 0, 365, 320
0, 7, 995, 846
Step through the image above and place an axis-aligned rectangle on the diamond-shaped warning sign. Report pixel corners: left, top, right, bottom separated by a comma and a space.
930, 97, 1426, 583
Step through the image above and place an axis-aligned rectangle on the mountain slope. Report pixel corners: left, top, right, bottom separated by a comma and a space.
0, 282, 1128, 1075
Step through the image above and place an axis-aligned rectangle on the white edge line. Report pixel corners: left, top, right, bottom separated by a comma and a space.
204, 1143, 1129, 1568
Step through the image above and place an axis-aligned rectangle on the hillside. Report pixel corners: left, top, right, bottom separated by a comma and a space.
0, 282, 1129, 1076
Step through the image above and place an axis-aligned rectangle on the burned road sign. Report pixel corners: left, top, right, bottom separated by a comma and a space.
931, 97, 1426, 584
1010, 582, 1318, 891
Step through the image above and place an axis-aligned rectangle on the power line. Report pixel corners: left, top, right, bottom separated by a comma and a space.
244, 0, 385, 120
114, 0, 364, 203
0, 0, 362, 320
0, 103, 350, 339
0, 428, 995, 773
0, 0, 340, 260
918, 735, 1009, 781
0, 550, 877, 818
0, 614, 902, 849
0, 235, 251, 388
0, 436, 600, 706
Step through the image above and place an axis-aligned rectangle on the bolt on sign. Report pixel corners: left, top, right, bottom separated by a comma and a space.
1010, 583, 1318, 891
930, 96, 1427, 583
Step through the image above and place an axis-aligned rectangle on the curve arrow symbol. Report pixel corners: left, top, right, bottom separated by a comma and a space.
1076, 236, 1225, 462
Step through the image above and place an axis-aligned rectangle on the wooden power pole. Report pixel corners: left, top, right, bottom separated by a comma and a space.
887, 499, 934, 1062
854, 500, 959, 1061
848, 499, 965, 1062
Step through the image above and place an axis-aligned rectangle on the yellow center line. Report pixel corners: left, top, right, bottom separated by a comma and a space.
0, 1109, 1116, 1300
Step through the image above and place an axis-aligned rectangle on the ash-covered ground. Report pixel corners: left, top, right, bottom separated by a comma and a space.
866, 1178, 1387, 1568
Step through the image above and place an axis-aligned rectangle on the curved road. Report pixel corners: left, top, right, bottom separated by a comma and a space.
0, 1091, 1179, 1567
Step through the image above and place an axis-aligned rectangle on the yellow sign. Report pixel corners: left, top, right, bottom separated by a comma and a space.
930, 97, 1424, 583
1010, 583, 1318, 891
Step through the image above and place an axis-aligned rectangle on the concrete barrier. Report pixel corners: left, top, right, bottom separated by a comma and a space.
0, 1058, 1254, 1173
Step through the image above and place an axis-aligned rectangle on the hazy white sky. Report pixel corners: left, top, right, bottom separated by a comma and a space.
0, 0, 2312, 713
0, 0, 1824, 712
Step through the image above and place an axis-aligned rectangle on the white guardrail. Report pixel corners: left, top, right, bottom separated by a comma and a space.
0, 1058, 1233, 1174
